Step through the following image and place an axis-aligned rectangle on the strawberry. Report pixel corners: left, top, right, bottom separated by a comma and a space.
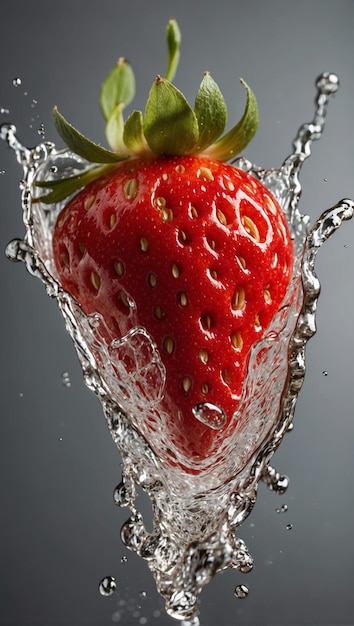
38, 20, 293, 467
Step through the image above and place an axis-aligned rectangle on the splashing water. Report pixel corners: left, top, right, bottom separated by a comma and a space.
1, 72, 353, 622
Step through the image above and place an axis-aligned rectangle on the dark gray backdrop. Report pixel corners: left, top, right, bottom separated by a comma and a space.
1, 2, 353, 625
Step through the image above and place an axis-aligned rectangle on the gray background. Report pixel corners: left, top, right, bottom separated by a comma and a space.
1, 1, 353, 625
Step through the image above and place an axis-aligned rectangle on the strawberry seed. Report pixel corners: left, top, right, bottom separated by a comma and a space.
154, 305, 165, 320
123, 178, 138, 200
200, 313, 213, 331
114, 260, 125, 277
60, 250, 70, 268
230, 331, 243, 351
171, 262, 180, 278
148, 272, 157, 287
84, 194, 96, 210
182, 376, 192, 393
163, 337, 175, 354
231, 286, 246, 311
160, 208, 174, 222
199, 349, 209, 364
177, 291, 188, 307
90, 271, 100, 291
242, 215, 260, 242
140, 237, 149, 252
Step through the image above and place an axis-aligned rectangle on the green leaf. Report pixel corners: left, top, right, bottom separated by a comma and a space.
194, 72, 227, 151
53, 107, 128, 163
105, 102, 126, 152
100, 58, 135, 121
35, 164, 116, 204
123, 110, 148, 154
204, 78, 258, 161
143, 76, 199, 156
165, 19, 181, 82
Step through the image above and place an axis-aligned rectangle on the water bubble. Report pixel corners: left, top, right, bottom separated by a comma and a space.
192, 402, 226, 430
0, 107, 9, 115
0, 170, 5, 175
322, 370, 328, 376
323, 178, 328, 182
120, 555, 128, 564
37, 124, 45, 137
139, 590, 147, 599
50, 165, 58, 173
234, 584, 249, 599
98, 576, 116, 596
61, 371, 71, 387
12, 77, 22, 87
19, 392, 24, 398
286, 523, 293, 530
276, 504, 288, 513
58, 436, 63, 442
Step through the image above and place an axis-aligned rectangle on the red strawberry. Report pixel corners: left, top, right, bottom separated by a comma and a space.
38, 20, 293, 467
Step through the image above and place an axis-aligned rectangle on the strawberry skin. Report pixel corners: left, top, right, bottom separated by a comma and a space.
53, 154, 293, 463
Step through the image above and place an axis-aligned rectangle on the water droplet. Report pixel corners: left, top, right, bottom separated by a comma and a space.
323, 178, 328, 182
0, 107, 9, 115
98, 576, 116, 596
12, 77, 22, 87
61, 371, 71, 387
192, 402, 226, 430
0, 170, 5, 175
113, 478, 135, 507
139, 590, 147, 599
50, 165, 58, 173
322, 370, 328, 376
234, 584, 249, 599
286, 523, 293, 530
37, 124, 45, 137
58, 436, 63, 442
276, 504, 288, 513
19, 392, 24, 398
120, 556, 128, 564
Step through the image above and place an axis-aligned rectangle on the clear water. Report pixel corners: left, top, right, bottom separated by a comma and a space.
2, 72, 353, 623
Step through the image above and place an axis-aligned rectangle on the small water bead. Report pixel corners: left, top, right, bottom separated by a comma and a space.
192, 402, 226, 430
120, 555, 128, 564
322, 370, 328, 376
12, 77, 22, 87
276, 504, 288, 514
37, 124, 45, 137
98, 576, 116, 596
61, 371, 71, 387
286, 523, 293, 530
0, 107, 10, 114
234, 584, 249, 599
316, 72, 339, 95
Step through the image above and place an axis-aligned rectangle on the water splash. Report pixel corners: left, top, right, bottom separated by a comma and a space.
1, 72, 353, 622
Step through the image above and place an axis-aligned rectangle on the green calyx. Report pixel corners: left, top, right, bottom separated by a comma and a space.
37, 19, 258, 204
